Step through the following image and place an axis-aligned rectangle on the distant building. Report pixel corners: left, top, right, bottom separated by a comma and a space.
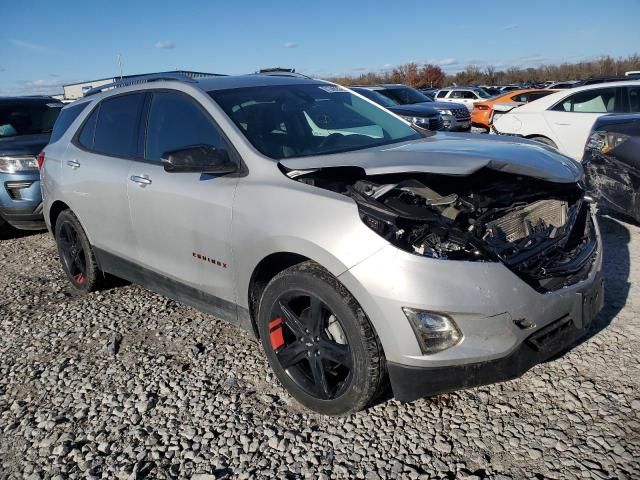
62, 70, 224, 100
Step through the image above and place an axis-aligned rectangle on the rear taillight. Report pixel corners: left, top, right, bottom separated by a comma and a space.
37, 152, 45, 170
475, 105, 490, 111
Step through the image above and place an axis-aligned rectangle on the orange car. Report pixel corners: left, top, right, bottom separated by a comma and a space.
471, 89, 557, 132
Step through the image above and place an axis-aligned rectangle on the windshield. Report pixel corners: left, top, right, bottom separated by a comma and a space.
378, 87, 432, 105
0, 100, 63, 138
351, 88, 399, 108
209, 84, 421, 159
475, 88, 492, 98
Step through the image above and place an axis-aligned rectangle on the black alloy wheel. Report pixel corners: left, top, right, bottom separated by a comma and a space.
258, 261, 386, 415
269, 291, 353, 400
58, 220, 87, 286
54, 210, 102, 292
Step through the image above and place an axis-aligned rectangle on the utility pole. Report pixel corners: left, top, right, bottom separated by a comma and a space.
117, 54, 123, 79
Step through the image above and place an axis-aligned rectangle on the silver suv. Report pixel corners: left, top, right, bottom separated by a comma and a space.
42, 73, 604, 415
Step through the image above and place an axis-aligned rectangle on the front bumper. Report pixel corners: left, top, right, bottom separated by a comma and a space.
0, 172, 45, 230
338, 212, 604, 400
388, 277, 604, 401
440, 114, 471, 132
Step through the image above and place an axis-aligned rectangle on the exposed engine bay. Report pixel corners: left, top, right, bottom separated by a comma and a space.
284, 166, 598, 292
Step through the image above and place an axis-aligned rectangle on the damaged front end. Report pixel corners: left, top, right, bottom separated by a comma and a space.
285, 166, 598, 292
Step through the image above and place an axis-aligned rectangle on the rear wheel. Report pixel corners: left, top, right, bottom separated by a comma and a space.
530, 136, 558, 149
0, 216, 8, 235
54, 210, 102, 292
257, 261, 385, 415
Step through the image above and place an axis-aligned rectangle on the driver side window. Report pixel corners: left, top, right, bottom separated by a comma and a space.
145, 91, 228, 162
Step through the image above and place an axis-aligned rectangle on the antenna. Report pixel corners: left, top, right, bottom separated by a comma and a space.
117, 54, 123, 79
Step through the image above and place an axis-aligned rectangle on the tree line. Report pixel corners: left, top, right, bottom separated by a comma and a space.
326, 54, 640, 88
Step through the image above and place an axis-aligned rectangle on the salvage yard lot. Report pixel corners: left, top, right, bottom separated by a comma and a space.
0, 217, 639, 480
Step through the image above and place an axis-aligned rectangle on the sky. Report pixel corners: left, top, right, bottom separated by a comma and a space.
1, 0, 640, 95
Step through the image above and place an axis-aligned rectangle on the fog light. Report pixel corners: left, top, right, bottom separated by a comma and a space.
402, 308, 462, 354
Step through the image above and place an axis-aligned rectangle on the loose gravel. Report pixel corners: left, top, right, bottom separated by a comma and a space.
0, 215, 638, 479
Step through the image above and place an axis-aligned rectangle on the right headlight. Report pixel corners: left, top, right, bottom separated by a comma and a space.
0, 155, 38, 174
586, 131, 630, 154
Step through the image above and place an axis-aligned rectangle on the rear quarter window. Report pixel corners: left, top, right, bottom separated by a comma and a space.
50, 102, 89, 143
78, 93, 146, 158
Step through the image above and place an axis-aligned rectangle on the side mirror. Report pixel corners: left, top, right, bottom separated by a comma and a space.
161, 145, 237, 174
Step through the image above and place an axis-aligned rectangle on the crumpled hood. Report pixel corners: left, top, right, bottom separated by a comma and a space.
279, 133, 583, 183
0, 133, 50, 156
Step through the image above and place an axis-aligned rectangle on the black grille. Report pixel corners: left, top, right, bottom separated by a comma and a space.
429, 116, 445, 131
452, 108, 470, 120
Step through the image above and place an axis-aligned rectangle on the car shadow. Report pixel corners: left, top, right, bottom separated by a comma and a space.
584, 214, 631, 338
0, 225, 45, 241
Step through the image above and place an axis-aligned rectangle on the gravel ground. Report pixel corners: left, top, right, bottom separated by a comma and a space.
0, 215, 638, 480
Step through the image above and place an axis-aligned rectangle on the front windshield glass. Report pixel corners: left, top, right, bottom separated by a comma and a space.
209, 84, 421, 159
352, 88, 399, 108
379, 87, 431, 105
476, 88, 492, 98
0, 101, 63, 138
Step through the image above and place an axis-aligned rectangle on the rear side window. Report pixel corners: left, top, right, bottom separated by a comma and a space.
460, 91, 477, 99
436, 91, 447, 98
552, 88, 618, 113
626, 86, 640, 112
78, 93, 145, 157
145, 91, 227, 162
78, 105, 99, 149
50, 102, 89, 143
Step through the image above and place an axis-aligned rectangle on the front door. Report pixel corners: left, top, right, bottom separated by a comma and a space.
126, 90, 239, 309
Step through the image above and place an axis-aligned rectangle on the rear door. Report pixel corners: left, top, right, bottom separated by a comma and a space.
542, 86, 622, 159
126, 89, 239, 306
62, 92, 145, 260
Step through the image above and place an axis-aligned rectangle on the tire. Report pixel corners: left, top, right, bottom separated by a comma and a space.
530, 136, 558, 149
257, 261, 386, 415
54, 210, 102, 292
0, 216, 8, 235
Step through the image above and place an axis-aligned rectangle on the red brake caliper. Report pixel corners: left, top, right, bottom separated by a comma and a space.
269, 317, 285, 350
75, 274, 85, 285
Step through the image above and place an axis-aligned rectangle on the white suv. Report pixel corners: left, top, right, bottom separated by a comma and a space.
434, 87, 492, 111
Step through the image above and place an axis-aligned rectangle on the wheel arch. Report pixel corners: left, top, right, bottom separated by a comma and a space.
247, 252, 313, 338
49, 200, 71, 234
525, 134, 558, 148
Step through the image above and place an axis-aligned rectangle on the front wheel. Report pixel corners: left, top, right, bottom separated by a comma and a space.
54, 210, 102, 292
257, 261, 386, 415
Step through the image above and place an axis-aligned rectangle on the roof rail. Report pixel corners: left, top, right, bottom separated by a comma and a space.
83, 73, 198, 97
255, 68, 313, 80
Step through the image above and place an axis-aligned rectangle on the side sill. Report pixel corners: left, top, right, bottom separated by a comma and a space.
94, 248, 255, 338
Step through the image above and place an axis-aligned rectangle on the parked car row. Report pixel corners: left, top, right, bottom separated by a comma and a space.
352, 84, 472, 131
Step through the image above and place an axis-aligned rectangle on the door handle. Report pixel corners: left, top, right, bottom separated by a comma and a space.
67, 160, 81, 169
555, 123, 570, 126
130, 175, 152, 187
